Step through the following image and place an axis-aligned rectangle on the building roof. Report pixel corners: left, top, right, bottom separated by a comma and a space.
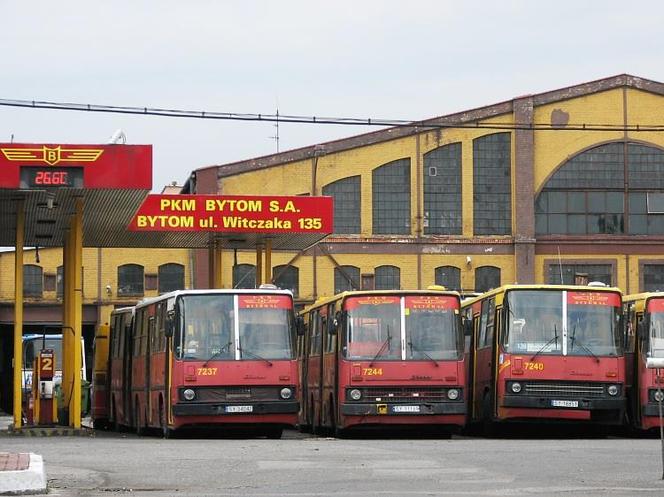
190, 74, 664, 184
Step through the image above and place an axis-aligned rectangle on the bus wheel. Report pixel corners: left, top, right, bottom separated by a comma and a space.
302, 397, 314, 434
160, 402, 172, 439
482, 393, 497, 437
329, 400, 343, 438
135, 404, 144, 436
111, 401, 119, 432
265, 426, 283, 439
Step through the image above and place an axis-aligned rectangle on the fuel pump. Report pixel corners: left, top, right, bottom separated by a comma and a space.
31, 348, 58, 425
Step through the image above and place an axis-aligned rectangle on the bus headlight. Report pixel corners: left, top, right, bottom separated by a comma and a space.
349, 389, 362, 401
447, 389, 460, 400
183, 388, 196, 401
510, 382, 522, 394
607, 385, 619, 396
280, 387, 293, 400
654, 390, 664, 402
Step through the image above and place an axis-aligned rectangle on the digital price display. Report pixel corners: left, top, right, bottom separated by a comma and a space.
19, 167, 84, 188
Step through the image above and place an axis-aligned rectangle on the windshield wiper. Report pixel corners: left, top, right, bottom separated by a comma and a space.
237, 345, 273, 367
530, 324, 559, 362
407, 341, 439, 367
369, 327, 392, 367
569, 325, 599, 363
202, 341, 233, 368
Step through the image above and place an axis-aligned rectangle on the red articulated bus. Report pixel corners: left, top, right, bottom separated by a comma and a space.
298, 288, 467, 436
623, 292, 664, 431
97, 288, 299, 438
461, 284, 625, 430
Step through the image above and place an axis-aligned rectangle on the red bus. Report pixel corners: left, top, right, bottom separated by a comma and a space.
623, 292, 664, 430
96, 288, 299, 437
461, 284, 625, 430
298, 288, 467, 435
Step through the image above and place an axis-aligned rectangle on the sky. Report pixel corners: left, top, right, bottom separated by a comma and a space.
2, 1, 664, 191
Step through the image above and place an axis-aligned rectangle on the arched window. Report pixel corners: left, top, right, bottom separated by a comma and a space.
536, 142, 664, 235
334, 265, 360, 294
372, 159, 411, 234
323, 176, 361, 234
375, 265, 400, 290
475, 266, 500, 293
118, 264, 144, 296
233, 264, 256, 289
434, 266, 461, 291
158, 263, 184, 293
424, 143, 462, 235
23, 264, 43, 297
273, 265, 299, 296
473, 133, 511, 235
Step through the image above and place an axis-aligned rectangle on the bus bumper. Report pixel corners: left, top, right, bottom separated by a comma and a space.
502, 395, 624, 411
173, 401, 299, 416
341, 402, 466, 416
643, 403, 664, 417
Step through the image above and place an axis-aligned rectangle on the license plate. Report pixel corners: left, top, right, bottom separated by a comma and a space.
225, 405, 253, 413
551, 400, 579, 408
392, 405, 420, 413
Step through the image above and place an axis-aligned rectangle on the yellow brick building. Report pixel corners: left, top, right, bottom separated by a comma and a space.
0, 246, 190, 412
185, 74, 664, 304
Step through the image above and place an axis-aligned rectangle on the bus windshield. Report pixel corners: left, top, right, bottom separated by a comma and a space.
344, 296, 401, 360
179, 294, 235, 361
648, 311, 664, 359
505, 291, 564, 355
567, 301, 621, 356
343, 294, 461, 361
504, 290, 622, 357
177, 293, 295, 361
238, 306, 294, 360
405, 297, 461, 360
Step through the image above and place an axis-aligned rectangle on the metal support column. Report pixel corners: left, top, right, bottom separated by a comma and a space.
12, 200, 24, 429
256, 245, 263, 287
70, 198, 83, 428
264, 239, 272, 286
61, 231, 71, 424
63, 199, 83, 428
207, 240, 223, 289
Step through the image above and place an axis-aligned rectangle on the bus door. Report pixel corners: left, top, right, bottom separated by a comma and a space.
623, 302, 637, 421
462, 307, 476, 418
306, 308, 323, 428
297, 314, 309, 426
121, 314, 133, 426
322, 302, 338, 428
474, 297, 496, 420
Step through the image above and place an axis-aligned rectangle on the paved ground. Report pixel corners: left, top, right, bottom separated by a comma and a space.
1, 421, 664, 497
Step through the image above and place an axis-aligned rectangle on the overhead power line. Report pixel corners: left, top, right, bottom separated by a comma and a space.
1, 97, 664, 132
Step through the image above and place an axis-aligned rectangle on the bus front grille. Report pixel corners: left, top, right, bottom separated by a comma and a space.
523, 382, 606, 398
356, 387, 450, 403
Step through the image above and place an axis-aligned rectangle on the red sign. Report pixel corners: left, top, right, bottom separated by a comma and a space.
647, 297, 664, 313
567, 291, 620, 307
129, 194, 333, 233
0, 143, 151, 189
239, 295, 292, 309
345, 296, 400, 310
405, 295, 459, 311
